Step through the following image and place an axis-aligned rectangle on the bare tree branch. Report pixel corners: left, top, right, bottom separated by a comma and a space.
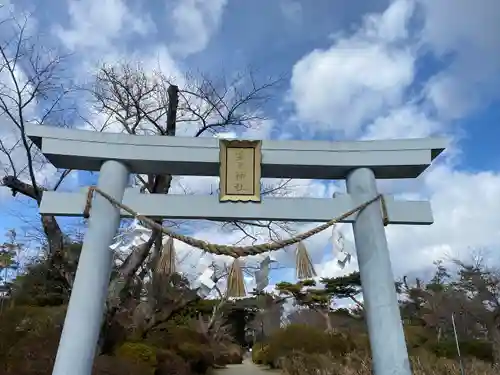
90, 62, 285, 281
0, 12, 75, 285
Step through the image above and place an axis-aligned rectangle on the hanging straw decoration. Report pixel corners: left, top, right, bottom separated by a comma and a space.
225, 258, 246, 298
155, 236, 176, 276
295, 241, 317, 279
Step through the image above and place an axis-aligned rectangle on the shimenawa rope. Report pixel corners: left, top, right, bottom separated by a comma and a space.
83, 186, 388, 258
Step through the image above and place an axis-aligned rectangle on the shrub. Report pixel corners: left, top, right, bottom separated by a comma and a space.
0, 305, 225, 375
93, 355, 155, 375
0, 306, 65, 355
176, 341, 214, 373
155, 350, 191, 375
10, 260, 72, 307
0, 306, 65, 375
280, 352, 339, 375
411, 355, 497, 375
114, 342, 157, 374
145, 321, 244, 371
280, 351, 498, 375
215, 343, 243, 365
145, 325, 208, 349
427, 339, 493, 362
0, 306, 163, 375
262, 324, 356, 367
404, 325, 432, 349
144, 324, 215, 373
251, 344, 268, 364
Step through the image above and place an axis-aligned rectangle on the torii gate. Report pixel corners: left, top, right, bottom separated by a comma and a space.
26, 124, 446, 375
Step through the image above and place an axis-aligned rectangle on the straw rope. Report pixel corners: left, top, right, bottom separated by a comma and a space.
83, 186, 388, 258
226, 259, 246, 297
296, 242, 317, 279
155, 237, 176, 276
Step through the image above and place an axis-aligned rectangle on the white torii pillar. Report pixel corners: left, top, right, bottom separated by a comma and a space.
347, 168, 411, 374
51, 160, 129, 375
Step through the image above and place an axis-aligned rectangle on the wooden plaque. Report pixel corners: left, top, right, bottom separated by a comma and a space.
219, 139, 262, 202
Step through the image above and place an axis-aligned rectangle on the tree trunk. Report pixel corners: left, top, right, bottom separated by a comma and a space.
41, 216, 72, 284
140, 300, 193, 339
97, 234, 157, 354
3, 176, 71, 285
98, 84, 179, 352
320, 310, 334, 332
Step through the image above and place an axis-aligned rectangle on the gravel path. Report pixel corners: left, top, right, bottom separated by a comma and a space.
214, 358, 283, 375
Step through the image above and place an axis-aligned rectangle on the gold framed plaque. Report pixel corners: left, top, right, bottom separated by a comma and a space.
219, 139, 262, 202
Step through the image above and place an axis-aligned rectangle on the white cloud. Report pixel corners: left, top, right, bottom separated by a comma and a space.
363, 105, 441, 140
419, 0, 500, 119
288, 0, 416, 136
362, 0, 415, 42
54, 0, 154, 52
418, 0, 499, 58
385, 163, 500, 276
51, 0, 163, 93
169, 0, 228, 57
288, 0, 500, 138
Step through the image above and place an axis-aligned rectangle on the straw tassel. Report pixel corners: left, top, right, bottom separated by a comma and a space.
226, 258, 246, 297
295, 241, 316, 279
155, 237, 176, 276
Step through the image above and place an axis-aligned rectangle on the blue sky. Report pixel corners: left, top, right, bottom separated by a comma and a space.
1, 0, 500, 289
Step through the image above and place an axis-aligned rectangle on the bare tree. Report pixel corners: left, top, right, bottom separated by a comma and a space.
398, 262, 486, 343
0, 11, 75, 284
88, 62, 290, 343
452, 257, 500, 365
0, 11, 291, 352
246, 292, 286, 342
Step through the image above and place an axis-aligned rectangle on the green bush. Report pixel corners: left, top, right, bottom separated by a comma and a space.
0, 306, 161, 375
404, 325, 432, 349
251, 344, 268, 364
281, 351, 499, 375
115, 342, 157, 374
176, 342, 214, 373
0, 305, 229, 375
92, 355, 155, 375
215, 343, 243, 365
145, 322, 243, 372
261, 324, 356, 367
0, 306, 66, 375
115, 342, 157, 364
155, 350, 190, 375
428, 339, 493, 362
144, 324, 214, 373
278, 352, 337, 375
145, 325, 208, 350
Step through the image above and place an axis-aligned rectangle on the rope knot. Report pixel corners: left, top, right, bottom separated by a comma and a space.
83, 186, 96, 219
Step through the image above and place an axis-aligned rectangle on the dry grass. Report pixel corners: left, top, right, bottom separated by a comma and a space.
279, 352, 498, 375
